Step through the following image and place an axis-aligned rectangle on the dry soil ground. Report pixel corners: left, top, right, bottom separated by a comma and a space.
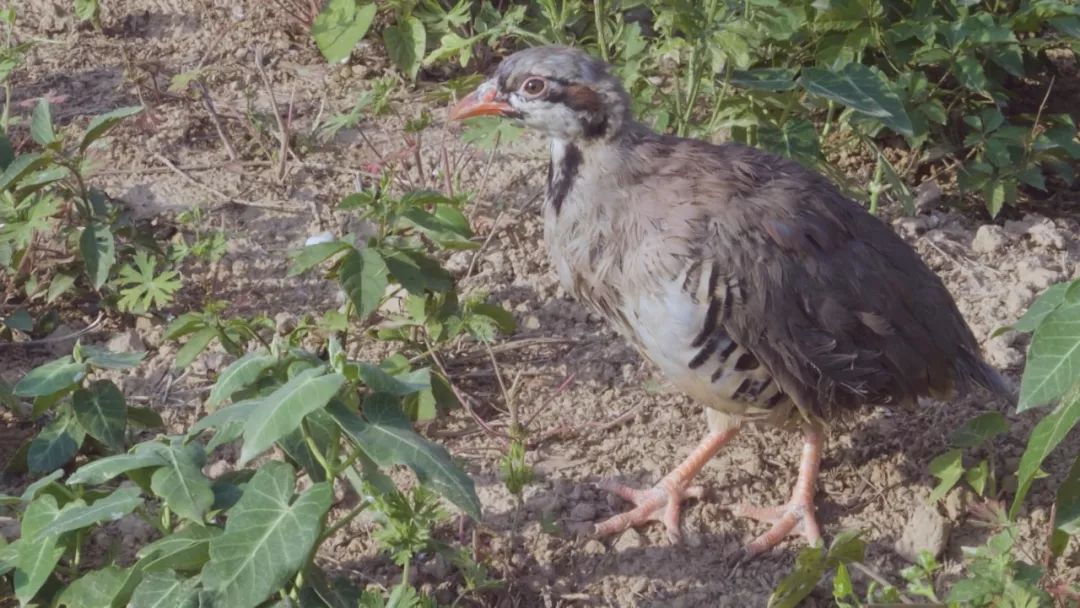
3, 1, 1080, 607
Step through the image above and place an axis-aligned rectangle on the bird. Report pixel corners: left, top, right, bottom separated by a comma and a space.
449, 46, 1011, 557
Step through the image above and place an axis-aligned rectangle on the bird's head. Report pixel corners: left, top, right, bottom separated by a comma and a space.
449, 46, 631, 142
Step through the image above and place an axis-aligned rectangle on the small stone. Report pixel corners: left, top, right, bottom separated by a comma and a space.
568, 502, 596, 522
914, 179, 942, 213
1027, 220, 1067, 250
895, 502, 950, 562
971, 225, 1007, 254
582, 539, 606, 555
106, 329, 144, 353
614, 528, 643, 551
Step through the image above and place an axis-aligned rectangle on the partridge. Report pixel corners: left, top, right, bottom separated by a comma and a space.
450, 46, 1010, 556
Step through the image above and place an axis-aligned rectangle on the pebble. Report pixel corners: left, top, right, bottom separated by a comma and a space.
614, 528, 643, 551
895, 501, 950, 562
971, 225, 1008, 254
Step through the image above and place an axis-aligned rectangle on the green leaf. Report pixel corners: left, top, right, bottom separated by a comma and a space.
1014, 281, 1074, 332
137, 525, 220, 573
129, 570, 201, 608
383, 16, 426, 81
81, 222, 116, 289
798, 64, 914, 136
30, 98, 55, 146
949, 412, 1008, 448
39, 486, 143, 537
965, 459, 990, 496
72, 380, 128, 451
1012, 390, 1080, 519
207, 352, 276, 408
287, 240, 351, 277
174, 327, 217, 370
80, 106, 143, 152
14, 495, 63, 606
382, 249, 453, 294
927, 449, 964, 503
0, 152, 49, 191
238, 368, 345, 465
151, 443, 214, 523
14, 356, 87, 397
728, 68, 797, 91
54, 565, 128, 608
1019, 293, 1080, 411
68, 444, 169, 485
77, 343, 147, 370
329, 396, 481, 519
311, 0, 377, 64
1054, 454, 1080, 534
339, 247, 389, 320
28, 415, 85, 473
202, 462, 333, 608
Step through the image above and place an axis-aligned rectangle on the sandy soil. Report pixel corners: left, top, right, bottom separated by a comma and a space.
3, 1, 1080, 606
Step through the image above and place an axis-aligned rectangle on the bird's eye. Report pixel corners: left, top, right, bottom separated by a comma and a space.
522, 78, 546, 96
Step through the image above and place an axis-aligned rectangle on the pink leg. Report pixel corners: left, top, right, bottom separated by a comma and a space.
735, 427, 824, 556
594, 427, 740, 542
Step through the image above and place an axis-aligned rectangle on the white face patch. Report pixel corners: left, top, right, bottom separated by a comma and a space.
510, 93, 586, 140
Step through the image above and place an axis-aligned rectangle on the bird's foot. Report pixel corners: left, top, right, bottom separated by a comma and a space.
733, 499, 822, 557
593, 477, 705, 543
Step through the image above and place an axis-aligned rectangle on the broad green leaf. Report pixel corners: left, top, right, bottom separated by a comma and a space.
81, 222, 116, 289
14, 495, 63, 606
1054, 454, 1080, 534
137, 525, 221, 573
30, 98, 55, 146
381, 249, 453, 294
40, 486, 143, 537
798, 64, 914, 136
329, 396, 480, 519
80, 106, 143, 152
151, 444, 214, 523
238, 368, 345, 465
1019, 295, 1080, 411
1012, 390, 1080, 518
311, 0, 377, 64
1013, 281, 1074, 332
54, 565, 127, 608
927, 449, 964, 504
187, 399, 260, 450
28, 415, 85, 473
202, 462, 333, 608
207, 352, 276, 408
0, 153, 49, 191
129, 570, 201, 608
72, 380, 127, 451
338, 247, 389, 320
14, 356, 87, 397
174, 327, 217, 370
46, 273, 77, 303
758, 119, 822, 167
286, 241, 351, 277
949, 412, 1008, 448
68, 444, 169, 485
383, 15, 426, 81
77, 343, 147, 369
728, 68, 797, 91
19, 469, 64, 502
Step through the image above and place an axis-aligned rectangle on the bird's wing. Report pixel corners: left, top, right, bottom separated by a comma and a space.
632, 137, 1008, 419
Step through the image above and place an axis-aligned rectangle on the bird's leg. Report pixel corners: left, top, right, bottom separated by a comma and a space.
734, 426, 824, 556
594, 427, 740, 542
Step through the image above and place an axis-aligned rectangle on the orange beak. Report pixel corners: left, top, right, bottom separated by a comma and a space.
449, 81, 513, 121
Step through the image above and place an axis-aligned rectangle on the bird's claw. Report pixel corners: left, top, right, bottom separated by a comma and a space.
728, 500, 822, 557
592, 478, 705, 543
